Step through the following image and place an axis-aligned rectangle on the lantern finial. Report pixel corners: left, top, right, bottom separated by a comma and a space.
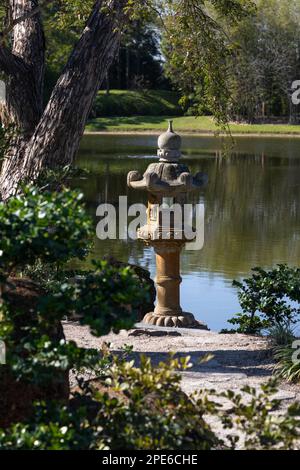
157, 121, 182, 162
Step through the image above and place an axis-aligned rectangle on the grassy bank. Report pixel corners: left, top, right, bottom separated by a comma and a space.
86, 115, 300, 135
92, 90, 182, 117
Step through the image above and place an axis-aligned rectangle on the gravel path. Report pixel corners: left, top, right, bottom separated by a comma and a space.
63, 321, 300, 405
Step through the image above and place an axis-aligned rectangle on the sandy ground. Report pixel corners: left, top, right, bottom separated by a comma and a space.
63, 322, 300, 446
63, 321, 300, 403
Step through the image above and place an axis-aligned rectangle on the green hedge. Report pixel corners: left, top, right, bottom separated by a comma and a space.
91, 89, 183, 117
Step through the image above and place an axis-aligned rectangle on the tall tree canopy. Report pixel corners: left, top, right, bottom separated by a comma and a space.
228, 0, 300, 122
165, 0, 300, 123
45, 14, 165, 96
0, 0, 254, 200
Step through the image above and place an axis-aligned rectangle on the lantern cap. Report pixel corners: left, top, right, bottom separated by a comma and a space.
158, 120, 181, 161
127, 120, 208, 193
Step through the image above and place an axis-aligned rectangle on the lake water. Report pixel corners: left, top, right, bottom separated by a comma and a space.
75, 134, 300, 332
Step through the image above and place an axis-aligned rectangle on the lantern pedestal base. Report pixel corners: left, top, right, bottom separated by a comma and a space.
142, 311, 208, 330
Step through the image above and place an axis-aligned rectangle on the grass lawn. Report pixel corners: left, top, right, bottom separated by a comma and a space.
92, 90, 181, 117
86, 115, 300, 135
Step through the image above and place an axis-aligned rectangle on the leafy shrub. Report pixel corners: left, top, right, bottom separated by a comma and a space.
0, 265, 148, 385
0, 355, 219, 450
35, 260, 148, 336
0, 186, 93, 277
72, 260, 147, 336
227, 265, 300, 334
0, 403, 99, 450
0, 186, 149, 427
221, 312, 270, 335
75, 355, 219, 450
219, 380, 300, 449
1, 356, 300, 450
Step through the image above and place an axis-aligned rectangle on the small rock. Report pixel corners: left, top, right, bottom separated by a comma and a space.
128, 329, 181, 337
272, 391, 296, 401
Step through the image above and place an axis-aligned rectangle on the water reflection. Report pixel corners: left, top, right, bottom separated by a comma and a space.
74, 134, 300, 331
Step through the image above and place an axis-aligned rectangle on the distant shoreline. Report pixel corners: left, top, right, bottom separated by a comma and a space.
85, 115, 300, 137
84, 130, 300, 138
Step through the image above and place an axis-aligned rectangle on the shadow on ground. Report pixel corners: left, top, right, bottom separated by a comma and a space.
87, 116, 172, 130
112, 348, 274, 378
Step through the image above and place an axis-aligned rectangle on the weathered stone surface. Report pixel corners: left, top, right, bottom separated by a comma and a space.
127, 124, 208, 330
143, 311, 208, 329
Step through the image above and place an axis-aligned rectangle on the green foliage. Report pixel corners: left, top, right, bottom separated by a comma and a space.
91, 90, 181, 117
71, 260, 148, 336
1, 357, 300, 450
32, 260, 149, 336
0, 266, 147, 384
160, 0, 300, 122
45, 0, 95, 32
162, 0, 255, 128
227, 265, 300, 334
219, 380, 300, 449
44, 3, 165, 96
0, 186, 148, 389
273, 342, 300, 383
221, 313, 270, 335
41, 1, 256, 128
210, 0, 256, 19
0, 403, 100, 450
267, 321, 296, 347
0, 186, 93, 277
78, 355, 219, 450
0, 189, 299, 451
227, 0, 300, 121
1, 331, 102, 385
0, 2, 5, 19
7, 0, 295, 129
0, 355, 219, 450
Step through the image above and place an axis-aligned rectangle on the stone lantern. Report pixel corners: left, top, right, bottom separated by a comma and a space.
127, 121, 208, 329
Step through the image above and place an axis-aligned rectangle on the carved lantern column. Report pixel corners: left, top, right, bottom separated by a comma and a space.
127, 121, 208, 329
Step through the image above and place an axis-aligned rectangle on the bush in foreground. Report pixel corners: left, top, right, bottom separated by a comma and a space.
0, 355, 300, 450
0, 186, 148, 426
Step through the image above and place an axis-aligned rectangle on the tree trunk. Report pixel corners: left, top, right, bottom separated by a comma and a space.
0, 1, 45, 199
0, 0, 45, 133
126, 45, 130, 89
105, 71, 110, 95
0, 0, 126, 200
